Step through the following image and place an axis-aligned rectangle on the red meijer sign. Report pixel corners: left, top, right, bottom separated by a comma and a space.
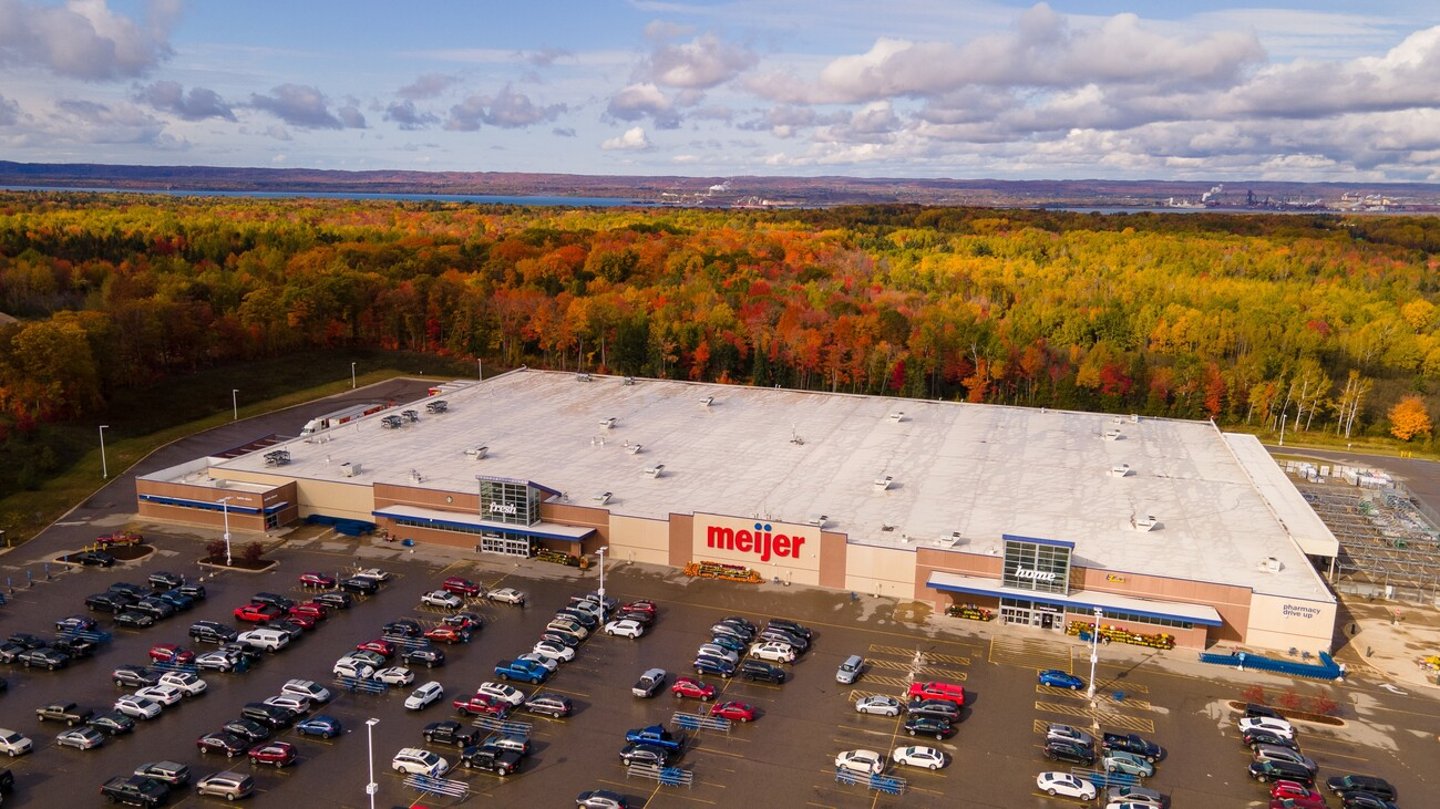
705, 522, 806, 563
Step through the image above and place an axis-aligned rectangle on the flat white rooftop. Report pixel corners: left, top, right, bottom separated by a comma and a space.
212, 369, 1333, 601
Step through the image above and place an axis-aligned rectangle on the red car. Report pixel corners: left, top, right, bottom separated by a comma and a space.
621, 600, 656, 615
298, 572, 337, 588
289, 602, 328, 621
96, 530, 143, 548
671, 676, 717, 701
355, 639, 396, 658
452, 695, 509, 718
148, 643, 196, 665
710, 701, 757, 722
248, 740, 298, 767
1270, 798, 1325, 809
1270, 781, 1326, 806
424, 626, 471, 644
906, 681, 966, 707
441, 577, 483, 597
234, 603, 283, 623
282, 613, 316, 630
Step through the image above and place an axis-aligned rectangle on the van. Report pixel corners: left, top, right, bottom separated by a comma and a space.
836, 654, 865, 684
236, 628, 289, 652
195, 771, 254, 800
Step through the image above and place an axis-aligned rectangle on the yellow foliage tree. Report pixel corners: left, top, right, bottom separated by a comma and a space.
1388, 395, 1433, 441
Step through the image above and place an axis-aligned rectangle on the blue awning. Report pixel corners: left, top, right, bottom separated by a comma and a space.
139, 494, 290, 516
373, 504, 595, 543
926, 571, 1223, 627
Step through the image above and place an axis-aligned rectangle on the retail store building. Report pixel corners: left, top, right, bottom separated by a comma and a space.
137, 369, 1339, 653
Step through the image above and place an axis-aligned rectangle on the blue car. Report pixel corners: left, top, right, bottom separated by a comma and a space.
693, 657, 735, 679
295, 714, 342, 739
494, 659, 549, 684
1037, 669, 1085, 690
708, 635, 746, 654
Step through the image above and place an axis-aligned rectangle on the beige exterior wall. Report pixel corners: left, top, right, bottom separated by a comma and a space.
845, 544, 918, 600
292, 478, 375, 522
690, 513, 822, 586
1245, 592, 1337, 654
608, 514, 671, 566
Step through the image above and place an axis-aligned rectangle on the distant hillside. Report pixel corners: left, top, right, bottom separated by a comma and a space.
2, 160, 1438, 210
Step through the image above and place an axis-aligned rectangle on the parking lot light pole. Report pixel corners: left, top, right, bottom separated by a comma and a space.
232, 389, 239, 421
1086, 606, 1104, 707
218, 496, 235, 566
351, 362, 357, 389
365, 717, 379, 809
596, 545, 609, 603
99, 425, 110, 479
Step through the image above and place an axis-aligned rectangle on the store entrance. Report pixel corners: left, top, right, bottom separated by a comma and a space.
478, 532, 531, 557
1000, 598, 1066, 630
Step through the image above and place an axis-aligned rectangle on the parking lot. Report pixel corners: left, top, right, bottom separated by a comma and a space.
1, 525, 1439, 808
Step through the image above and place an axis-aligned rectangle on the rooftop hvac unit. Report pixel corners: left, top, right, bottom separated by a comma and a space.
1130, 413, 1141, 423
592, 492, 612, 505
806, 514, 828, 527
1258, 557, 1284, 573
339, 462, 359, 478
1110, 463, 1132, 478
888, 411, 905, 423
623, 376, 635, 386
625, 443, 643, 455
576, 372, 592, 382
464, 446, 488, 460
642, 464, 665, 478
699, 395, 714, 407
874, 475, 894, 491
1104, 428, 1123, 441
1133, 514, 1158, 531
599, 417, 616, 429
947, 531, 967, 548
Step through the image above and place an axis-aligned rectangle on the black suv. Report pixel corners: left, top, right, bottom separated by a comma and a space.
1250, 759, 1315, 786
907, 698, 960, 720
618, 744, 672, 767
241, 702, 298, 729
108, 582, 149, 599
461, 743, 523, 775
1326, 775, 1396, 801
85, 592, 136, 613
100, 775, 170, 807
251, 592, 295, 610
383, 619, 423, 638
189, 620, 238, 645
1044, 739, 1095, 765
148, 571, 184, 590
177, 583, 207, 601
423, 721, 480, 747
738, 660, 787, 684
340, 577, 379, 595
312, 591, 352, 610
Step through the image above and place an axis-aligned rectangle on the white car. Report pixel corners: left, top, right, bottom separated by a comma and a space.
696, 644, 739, 665
891, 745, 947, 770
391, 747, 450, 776
333, 659, 376, 680
263, 694, 311, 713
374, 665, 416, 686
532, 640, 575, 663
355, 567, 392, 582
476, 681, 526, 706
134, 684, 184, 706
1045, 723, 1095, 747
158, 671, 208, 696
835, 749, 886, 775
281, 679, 332, 705
748, 641, 797, 663
421, 590, 464, 609
1238, 716, 1295, 740
855, 695, 903, 716
1037, 771, 1097, 801
0, 728, 34, 756
114, 694, 163, 720
405, 681, 444, 710
517, 653, 558, 673
488, 587, 526, 606
603, 619, 645, 639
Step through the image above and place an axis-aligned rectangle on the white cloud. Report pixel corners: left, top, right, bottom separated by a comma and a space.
445, 85, 566, 131
606, 82, 678, 128
0, 0, 180, 80
602, 126, 651, 151
397, 73, 461, 101
648, 32, 756, 89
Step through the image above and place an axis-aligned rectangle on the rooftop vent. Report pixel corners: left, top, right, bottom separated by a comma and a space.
464, 446, 488, 460
947, 531, 967, 548
599, 417, 616, 429
592, 491, 612, 505
425, 400, 448, 414
1130, 413, 1141, 423
339, 461, 359, 477
1258, 556, 1284, 573
1110, 463, 1132, 478
1104, 428, 1123, 441
642, 463, 665, 478
874, 475, 894, 491
401, 409, 419, 423
1131, 514, 1158, 531
625, 443, 643, 455
623, 376, 635, 386
888, 410, 905, 423
381, 415, 403, 429
576, 372, 592, 382
410, 468, 424, 483
699, 395, 714, 407
880, 524, 896, 532
806, 514, 828, 527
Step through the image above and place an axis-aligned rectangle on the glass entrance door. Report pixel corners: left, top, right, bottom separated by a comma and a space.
479, 533, 531, 557
1000, 606, 1032, 626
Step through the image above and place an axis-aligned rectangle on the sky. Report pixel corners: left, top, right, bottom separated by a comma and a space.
2, 0, 1439, 182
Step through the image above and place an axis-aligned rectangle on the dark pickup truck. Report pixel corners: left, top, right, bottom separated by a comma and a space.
625, 724, 686, 751
36, 702, 93, 726
422, 721, 479, 748
460, 743, 523, 776
99, 775, 170, 807
1101, 732, 1164, 762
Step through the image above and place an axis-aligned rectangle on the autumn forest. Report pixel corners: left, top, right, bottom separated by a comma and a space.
3, 193, 1440, 456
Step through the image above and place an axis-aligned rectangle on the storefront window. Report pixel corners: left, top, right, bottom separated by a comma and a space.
1002, 536, 1072, 594
477, 475, 541, 526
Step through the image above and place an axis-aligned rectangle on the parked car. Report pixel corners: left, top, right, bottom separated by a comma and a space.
240, 701, 298, 729
604, 619, 646, 638
333, 659, 376, 680
693, 656, 735, 679
533, 640, 576, 662
0, 728, 34, 756
710, 701, 757, 722
493, 659, 549, 684
1106, 785, 1169, 807
405, 681, 444, 710
312, 591, 353, 609
148, 571, 184, 590
1240, 716, 1296, 740
135, 684, 185, 706
339, 577, 380, 595
423, 720, 479, 748
99, 775, 169, 807
1038, 771, 1097, 801
56, 615, 98, 633
248, 740, 298, 767
281, 679, 332, 705
374, 666, 416, 686
403, 646, 447, 668
113, 695, 163, 720
1325, 775, 1397, 801
158, 671, 208, 696
424, 626, 470, 644
906, 698, 961, 721
632, 668, 668, 698
907, 681, 966, 706
421, 590, 464, 610
618, 743, 672, 768
441, 576, 484, 596
1253, 744, 1317, 775
133, 761, 190, 786
392, 747, 450, 776
834, 749, 885, 775
671, 677, 717, 701
221, 719, 270, 743
522, 693, 574, 718
1250, 760, 1316, 787
1044, 739, 1096, 765
56, 726, 107, 750
233, 603, 283, 623
71, 550, 116, 567
189, 620, 238, 645
855, 695, 903, 716
477, 681, 526, 706
748, 641, 797, 663
36, 702, 93, 725
1038, 669, 1085, 689
148, 643, 196, 665
903, 714, 954, 739
1103, 749, 1157, 777
113, 609, 157, 629
196, 649, 243, 672
194, 771, 254, 800
891, 745, 947, 770
263, 694, 312, 714
460, 743, 523, 776
1245, 728, 1300, 751
87, 710, 137, 736
452, 694, 510, 718
196, 731, 249, 758
487, 587, 527, 605
576, 788, 630, 808
739, 659, 787, 684
298, 572, 337, 588
295, 714, 343, 739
